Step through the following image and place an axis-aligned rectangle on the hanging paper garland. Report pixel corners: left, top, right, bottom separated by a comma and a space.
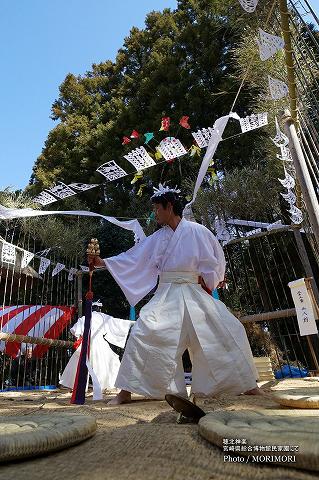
52, 262, 65, 277
69, 183, 99, 191
271, 118, 289, 147
68, 267, 78, 281
277, 145, 293, 162
46, 183, 76, 200
191, 127, 215, 148
278, 170, 295, 189
80, 265, 89, 272
157, 137, 187, 161
239, 112, 268, 133
124, 146, 156, 171
96, 160, 127, 181
39, 257, 51, 275
131, 171, 143, 184
21, 250, 35, 269
268, 76, 289, 100
257, 29, 284, 61
33, 191, 57, 206
1, 242, 16, 264
280, 189, 296, 205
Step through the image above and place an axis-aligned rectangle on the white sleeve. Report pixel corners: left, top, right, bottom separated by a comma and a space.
197, 228, 226, 291
70, 316, 85, 338
101, 314, 134, 348
104, 234, 159, 306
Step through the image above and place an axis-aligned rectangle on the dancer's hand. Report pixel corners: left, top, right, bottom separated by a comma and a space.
87, 255, 106, 269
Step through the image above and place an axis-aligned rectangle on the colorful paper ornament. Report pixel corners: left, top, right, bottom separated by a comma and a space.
144, 132, 154, 144
33, 191, 57, 206
179, 116, 191, 129
155, 150, 163, 160
268, 76, 289, 100
122, 136, 131, 145
159, 117, 170, 131
239, 112, 268, 133
257, 29, 284, 61
46, 183, 76, 200
96, 161, 127, 181
131, 171, 143, 184
124, 146, 156, 171
130, 130, 139, 139
157, 137, 187, 161
137, 184, 146, 197
189, 145, 201, 157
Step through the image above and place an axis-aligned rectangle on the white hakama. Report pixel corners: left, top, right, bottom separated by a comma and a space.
60, 312, 133, 392
104, 218, 258, 398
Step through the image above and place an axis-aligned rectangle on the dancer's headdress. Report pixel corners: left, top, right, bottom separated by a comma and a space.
151, 183, 181, 199
92, 299, 103, 307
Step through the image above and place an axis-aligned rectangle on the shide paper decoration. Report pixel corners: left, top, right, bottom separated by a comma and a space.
39, 257, 51, 275
130, 130, 139, 139
257, 29, 284, 61
122, 136, 131, 145
189, 145, 201, 157
277, 145, 293, 162
144, 132, 154, 144
46, 183, 76, 200
1, 242, 16, 264
239, 112, 268, 133
131, 171, 143, 184
268, 76, 289, 100
52, 263, 65, 277
278, 170, 295, 189
281, 189, 296, 205
21, 250, 35, 269
157, 137, 187, 161
80, 265, 89, 272
33, 191, 57, 206
96, 161, 127, 181
69, 183, 98, 191
271, 118, 289, 147
289, 205, 304, 224
238, 0, 258, 13
179, 116, 191, 129
124, 146, 156, 171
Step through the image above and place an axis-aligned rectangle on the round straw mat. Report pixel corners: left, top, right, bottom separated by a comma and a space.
0, 413, 97, 462
273, 388, 319, 408
199, 410, 319, 471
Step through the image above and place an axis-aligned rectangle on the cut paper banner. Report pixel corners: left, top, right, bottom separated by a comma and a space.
80, 265, 89, 272
245, 228, 262, 237
52, 263, 65, 277
238, 0, 258, 13
257, 29, 284, 61
281, 189, 296, 205
36, 248, 51, 257
68, 267, 78, 281
239, 112, 268, 133
124, 146, 156, 171
268, 76, 289, 100
277, 145, 293, 162
69, 183, 99, 191
46, 183, 76, 199
21, 250, 35, 269
288, 278, 318, 336
157, 137, 187, 161
1, 242, 16, 264
278, 170, 295, 189
39, 257, 51, 275
192, 127, 215, 148
33, 191, 57, 206
96, 161, 127, 181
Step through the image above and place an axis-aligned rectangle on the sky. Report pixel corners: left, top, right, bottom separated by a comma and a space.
0, 0, 177, 191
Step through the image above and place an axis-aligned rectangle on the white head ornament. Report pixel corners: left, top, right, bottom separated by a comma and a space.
151, 183, 181, 199
92, 299, 103, 307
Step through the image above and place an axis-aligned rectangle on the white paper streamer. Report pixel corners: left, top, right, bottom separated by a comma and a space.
21, 250, 35, 268
278, 170, 295, 189
1, 242, 16, 264
68, 267, 78, 281
281, 189, 296, 205
238, 0, 258, 12
268, 76, 289, 100
271, 117, 289, 147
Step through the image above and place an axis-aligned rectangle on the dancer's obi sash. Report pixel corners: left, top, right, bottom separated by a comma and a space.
159, 272, 200, 285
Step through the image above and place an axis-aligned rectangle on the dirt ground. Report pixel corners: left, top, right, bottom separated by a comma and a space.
1, 379, 319, 480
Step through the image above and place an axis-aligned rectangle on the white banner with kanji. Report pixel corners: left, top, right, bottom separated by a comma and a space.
288, 278, 318, 336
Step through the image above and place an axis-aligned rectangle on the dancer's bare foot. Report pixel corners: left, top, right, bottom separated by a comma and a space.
107, 390, 131, 405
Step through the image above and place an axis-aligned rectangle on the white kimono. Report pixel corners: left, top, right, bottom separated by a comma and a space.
104, 218, 258, 398
60, 311, 134, 392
